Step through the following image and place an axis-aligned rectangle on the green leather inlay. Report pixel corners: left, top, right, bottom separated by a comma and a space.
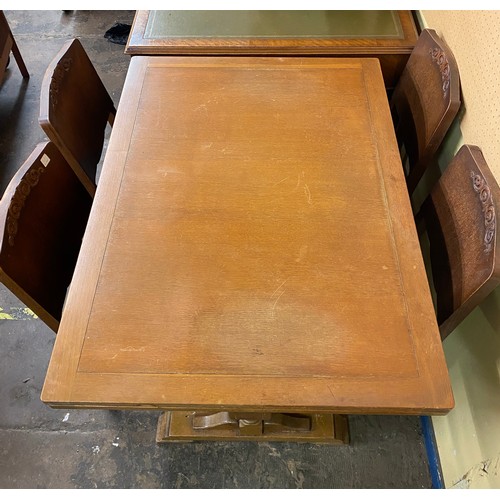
145, 11, 403, 39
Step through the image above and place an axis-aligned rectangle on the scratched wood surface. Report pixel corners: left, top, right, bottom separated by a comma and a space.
42, 56, 453, 414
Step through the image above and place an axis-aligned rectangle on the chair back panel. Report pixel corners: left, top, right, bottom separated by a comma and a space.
391, 29, 461, 194
423, 145, 500, 339
39, 38, 116, 195
0, 141, 92, 331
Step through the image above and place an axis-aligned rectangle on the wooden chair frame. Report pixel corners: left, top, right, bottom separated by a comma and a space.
39, 38, 116, 197
0, 141, 92, 332
419, 145, 500, 340
391, 28, 461, 196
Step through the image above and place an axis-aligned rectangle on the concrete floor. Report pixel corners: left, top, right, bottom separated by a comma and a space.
0, 10, 435, 488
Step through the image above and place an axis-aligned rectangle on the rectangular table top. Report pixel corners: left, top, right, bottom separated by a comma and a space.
125, 10, 418, 55
42, 56, 453, 414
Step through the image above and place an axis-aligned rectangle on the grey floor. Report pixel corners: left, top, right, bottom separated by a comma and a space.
0, 10, 434, 489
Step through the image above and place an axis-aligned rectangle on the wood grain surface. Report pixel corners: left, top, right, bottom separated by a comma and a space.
42, 56, 453, 414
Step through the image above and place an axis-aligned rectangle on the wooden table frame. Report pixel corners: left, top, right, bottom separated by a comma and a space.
42, 56, 453, 443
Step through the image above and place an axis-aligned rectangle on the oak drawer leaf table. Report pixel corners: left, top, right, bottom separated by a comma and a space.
41, 56, 453, 443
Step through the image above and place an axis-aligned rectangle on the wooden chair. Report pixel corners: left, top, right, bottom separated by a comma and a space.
39, 38, 116, 197
0, 10, 29, 84
419, 145, 500, 340
0, 141, 92, 332
391, 28, 461, 196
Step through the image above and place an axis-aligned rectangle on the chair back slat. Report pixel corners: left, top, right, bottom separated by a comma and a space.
391, 29, 461, 194
0, 141, 92, 332
422, 145, 500, 339
39, 38, 116, 196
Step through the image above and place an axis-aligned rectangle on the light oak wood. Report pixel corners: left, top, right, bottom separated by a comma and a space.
126, 10, 418, 89
41, 56, 453, 416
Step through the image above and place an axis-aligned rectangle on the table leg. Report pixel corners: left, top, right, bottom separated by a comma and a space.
156, 411, 349, 444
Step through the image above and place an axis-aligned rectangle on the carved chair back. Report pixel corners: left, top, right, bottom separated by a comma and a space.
391, 28, 461, 195
0, 141, 93, 332
420, 145, 500, 340
39, 38, 116, 197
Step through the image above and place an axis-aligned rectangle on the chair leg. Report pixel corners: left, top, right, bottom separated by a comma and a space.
10, 38, 29, 79
414, 208, 426, 237
107, 111, 115, 127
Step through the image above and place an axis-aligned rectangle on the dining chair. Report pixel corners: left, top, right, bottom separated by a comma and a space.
39, 38, 116, 197
418, 145, 500, 340
390, 28, 461, 196
0, 10, 29, 83
0, 141, 93, 333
